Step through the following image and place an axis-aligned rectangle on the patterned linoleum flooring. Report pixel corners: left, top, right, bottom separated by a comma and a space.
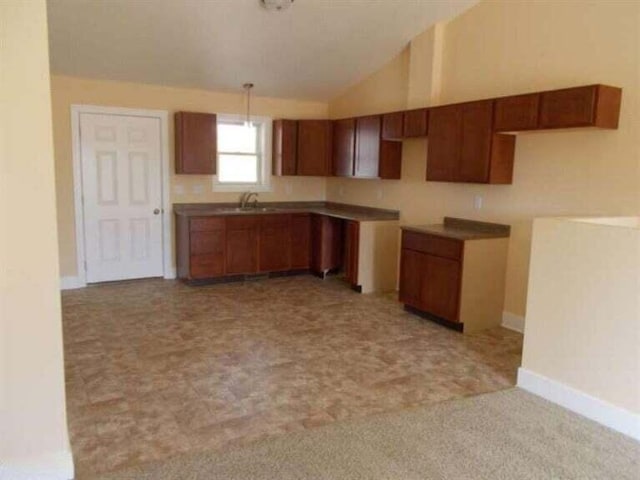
62, 275, 523, 477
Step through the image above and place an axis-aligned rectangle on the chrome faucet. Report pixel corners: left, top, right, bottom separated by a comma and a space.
240, 192, 259, 209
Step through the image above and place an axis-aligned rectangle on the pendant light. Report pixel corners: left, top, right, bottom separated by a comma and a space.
243, 82, 254, 128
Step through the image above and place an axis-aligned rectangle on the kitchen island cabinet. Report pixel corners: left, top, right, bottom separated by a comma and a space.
399, 218, 510, 333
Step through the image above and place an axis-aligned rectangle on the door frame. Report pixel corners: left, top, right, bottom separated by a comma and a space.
70, 104, 173, 287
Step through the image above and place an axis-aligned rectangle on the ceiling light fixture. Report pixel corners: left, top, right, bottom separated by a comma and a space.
260, 0, 294, 12
243, 83, 254, 127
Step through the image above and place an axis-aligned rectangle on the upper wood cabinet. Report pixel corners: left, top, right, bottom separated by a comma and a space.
272, 120, 297, 175
354, 115, 402, 179
297, 120, 332, 176
494, 84, 622, 131
175, 112, 217, 174
272, 119, 332, 177
332, 118, 356, 177
539, 85, 621, 129
427, 100, 515, 184
381, 112, 404, 141
494, 93, 540, 132
403, 108, 429, 137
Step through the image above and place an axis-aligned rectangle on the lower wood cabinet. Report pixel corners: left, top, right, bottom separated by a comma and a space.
226, 216, 259, 275
258, 214, 291, 272
399, 228, 508, 333
311, 214, 343, 275
343, 220, 359, 287
291, 213, 311, 269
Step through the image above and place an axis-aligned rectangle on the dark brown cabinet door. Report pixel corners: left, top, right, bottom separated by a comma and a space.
381, 112, 404, 140
290, 213, 311, 269
403, 108, 429, 137
311, 214, 343, 274
175, 112, 217, 174
189, 231, 225, 278
426, 105, 460, 182
332, 118, 355, 177
494, 93, 540, 131
399, 249, 425, 309
354, 115, 381, 178
421, 254, 461, 322
459, 100, 493, 183
258, 215, 291, 272
225, 216, 258, 275
344, 221, 359, 287
272, 120, 298, 176
297, 120, 332, 176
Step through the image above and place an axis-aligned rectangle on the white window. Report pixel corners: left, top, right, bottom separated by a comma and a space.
213, 114, 272, 192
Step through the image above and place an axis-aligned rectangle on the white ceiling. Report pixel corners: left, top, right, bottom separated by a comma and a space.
47, 0, 478, 101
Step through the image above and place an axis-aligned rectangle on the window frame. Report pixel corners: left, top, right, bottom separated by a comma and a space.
212, 114, 272, 192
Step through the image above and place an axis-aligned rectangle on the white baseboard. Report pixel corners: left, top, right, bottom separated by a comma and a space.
517, 367, 640, 441
163, 267, 177, 280
501, 311, 525, 333
59, 276, 85, 290
0, 449, 74, 480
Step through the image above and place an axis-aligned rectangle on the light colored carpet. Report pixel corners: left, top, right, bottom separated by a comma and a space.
90, 389, 639, 480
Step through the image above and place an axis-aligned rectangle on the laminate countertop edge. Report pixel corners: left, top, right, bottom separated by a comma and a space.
173, 202, 400, 222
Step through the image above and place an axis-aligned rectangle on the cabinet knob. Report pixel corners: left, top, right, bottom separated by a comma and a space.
153, 208, 160, 215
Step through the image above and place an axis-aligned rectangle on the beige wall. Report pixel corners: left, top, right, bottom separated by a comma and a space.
0, 0, 72, 474
51, 75, 328, 277
522, 217, 640, 415
327, 0, 640, 318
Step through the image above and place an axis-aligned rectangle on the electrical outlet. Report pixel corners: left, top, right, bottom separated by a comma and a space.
284, 182, 293, 196
474, 195, 483, 210
376, 188, 383, 201
192, 184, 204, 195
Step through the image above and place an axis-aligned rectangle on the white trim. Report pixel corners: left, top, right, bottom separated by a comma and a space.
0, 449, 74, 479
501, 311, 525, 333
517, 368, 640, 441
70, 104, 173, 287
60, 276, 84, 290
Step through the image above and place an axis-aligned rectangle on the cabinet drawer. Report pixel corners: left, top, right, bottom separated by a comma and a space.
190, 254, 224, 278
190, 216, 225, 232
226, 215, 259, 230
402, 231, 462, 260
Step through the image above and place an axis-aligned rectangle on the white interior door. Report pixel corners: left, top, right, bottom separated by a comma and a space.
80, 113, 164, 283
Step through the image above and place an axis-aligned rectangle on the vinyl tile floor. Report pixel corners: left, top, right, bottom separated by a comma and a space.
62, 275, 523, 477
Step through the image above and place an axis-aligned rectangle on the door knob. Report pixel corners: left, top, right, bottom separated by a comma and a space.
153, 208, 160, 215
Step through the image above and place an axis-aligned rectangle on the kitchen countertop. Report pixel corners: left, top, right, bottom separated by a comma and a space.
401, 217, 511, 240
173, 201, 400, 222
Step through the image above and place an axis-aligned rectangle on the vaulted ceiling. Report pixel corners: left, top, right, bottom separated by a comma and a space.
47, 0, 478, 101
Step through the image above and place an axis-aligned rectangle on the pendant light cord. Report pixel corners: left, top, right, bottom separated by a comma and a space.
243, 83, 254, 127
